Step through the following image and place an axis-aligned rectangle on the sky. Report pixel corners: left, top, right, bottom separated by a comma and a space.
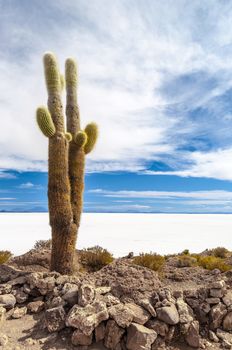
1, 0, 232, 212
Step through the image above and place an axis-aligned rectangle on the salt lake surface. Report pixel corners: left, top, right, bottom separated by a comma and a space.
0, 213, 231, 257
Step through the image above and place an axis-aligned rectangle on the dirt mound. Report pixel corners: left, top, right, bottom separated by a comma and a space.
82, 258, 161, 303
9, 248, 51, 272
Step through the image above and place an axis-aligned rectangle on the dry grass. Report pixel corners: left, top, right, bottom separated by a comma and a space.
133, 252, 165, 272
195, 255, 231, 272
177, 255, 197, 267
0, 250, 12, 264
79, 246, 114, 272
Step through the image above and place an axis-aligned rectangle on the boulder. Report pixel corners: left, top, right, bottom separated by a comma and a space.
66, 300, 108, 336
15, 290, 28, 304
185, 321, 200, 348
156, 304, 179, 325
210, 288, 224, 298
206, 298, 220, 305
102, 293, 121, 307
211, 280, 226, 289
27, 300, 44, 313
210, 303, 227, 330
217, 329, 232, 344
45, 306, 66, 332
71, 329, 93, 346
108, 303, 134, 328
223, 312, 232, 331
176, 298, 193, 323
223, 291, 232, 307
95, 286, 111, 295
78, 284, 95, 306
95, 322, 106, 342
125, 303, 150, 325
127, 323, 157, 350
0, 294, 16, 309
139, 299, 156, 317
8, 276, 26, 286
146, 319, 169, 337
63, 286, 78, 306
104, 319, 125, 349
0, 284, 12, 295
209, 330, 219, 343
12, 306, 27, 319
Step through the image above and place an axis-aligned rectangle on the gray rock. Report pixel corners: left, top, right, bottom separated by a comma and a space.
66, 300, 108, 336
146, 319, 169, 337
210, 288, 224, 298
127, 323, 157, 350
139, 299, 156, 317
156, 304, 179, 325
223, 291, 232, 307
95, 322, 106, 342
209, 330, 219, 342
15, 290, 28, 304
125, 303, 150, 325
104, 319, 125, 349
0, 284, 12, 295
95, 286, 111, 295
12, 306, 27, 319
108, 303, 134, 328
206, 298, 220, 305
71, 329, 93, 346
217, 329, 232, 344
211, 280, 226, 289
8, 276, 26, 286
78, 284, 95, 307
45, 306, 66, 332
176, 298, 193, 324
0, 294, 16, 309
63, 286, 78, 306
185, 321, 200, 348
210, 303, 227, 330
27, 300, 44, 313
223, 312, 232, 331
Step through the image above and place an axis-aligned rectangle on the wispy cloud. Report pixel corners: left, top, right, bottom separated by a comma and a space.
17, 182, 43, 190
89, 189, 232, 200
1, 1, 232, 178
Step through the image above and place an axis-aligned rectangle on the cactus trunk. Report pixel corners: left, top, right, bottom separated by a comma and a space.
36, 53, 98, 275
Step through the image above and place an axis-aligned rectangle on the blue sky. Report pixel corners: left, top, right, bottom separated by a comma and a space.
1, 0, 232, 212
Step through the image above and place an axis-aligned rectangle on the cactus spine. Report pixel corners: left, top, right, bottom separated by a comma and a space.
36, 53, 98, 274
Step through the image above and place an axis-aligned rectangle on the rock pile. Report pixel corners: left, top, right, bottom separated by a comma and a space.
0, 269, 232, 349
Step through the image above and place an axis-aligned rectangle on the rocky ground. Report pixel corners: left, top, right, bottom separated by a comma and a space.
1, 248, 232, 349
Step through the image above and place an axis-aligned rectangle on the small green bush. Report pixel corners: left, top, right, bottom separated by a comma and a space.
0, 250, 12, 264
34, 239, 52, 250
181, 249, 190, 255
177, 255, 197, 268
197, 256, 231, 272
133, 253, 165, 272
79, 246, 114, 272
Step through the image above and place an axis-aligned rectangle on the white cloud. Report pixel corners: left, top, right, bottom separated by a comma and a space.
89, 189, 232, 200
1, 1, 232, 178
18, 182, 43, 189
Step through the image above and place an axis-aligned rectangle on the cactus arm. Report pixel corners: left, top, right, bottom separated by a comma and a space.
74, 131, 87, 148
65, 132, 72, 142
36, 106, 56, 137
84, 122, 98, 154
43, 52, 65, 133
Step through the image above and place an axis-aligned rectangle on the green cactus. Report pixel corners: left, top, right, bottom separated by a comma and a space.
84, 122, 98, 154
65, 132, 72, 142
60, 74, 65, 91
36, 52, 98, 275
36, 106, 56, 137
74, 131, 87, 148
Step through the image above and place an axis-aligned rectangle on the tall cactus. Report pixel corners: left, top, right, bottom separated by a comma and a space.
36, 53, 98, 274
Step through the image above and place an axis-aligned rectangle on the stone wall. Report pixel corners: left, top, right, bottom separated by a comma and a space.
0, 271, 232, 349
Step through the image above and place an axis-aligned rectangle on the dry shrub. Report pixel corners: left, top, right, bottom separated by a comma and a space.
0, 250, 12, 264
212, 247, 229, 259
79, 246, 114, 272
196, 255, 231, 272
133, 253, 165, 272
34, 239, 52, 250
177, 255, 197, 268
